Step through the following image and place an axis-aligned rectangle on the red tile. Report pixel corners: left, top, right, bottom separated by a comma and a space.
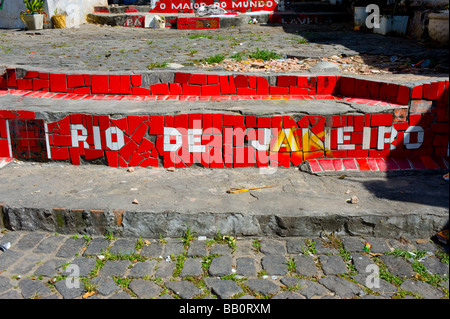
169, 83, 182, 95
50, 146, 69, 160
67, 74, 85, 88
308, 159, 322, 172
347, 150, 369, 158
318, 158, 334, 171
16, 110, 35, 119
188, 113, 202, 129
367, 158, 378, 171
131, 74, 142, 87
119, 140, 138, 162
422, 83, 430, 99
17, 79, 33, 90
369, 150, 390, 158
173, 114, 188, 129
277, 75, 297, 87
69, 147, 80, 165
331, 115, 347, 127
370, 114, 393, 126
24, 71, 39, 79
392, 158, 412, 170
437, 81, 446, 102
149, 115, 164, 135
139, 157, 159, 167
339, 77, 355, 96
91, 75, 109, 94
385, 158, 399, 170
223, 114, 244, 126
132, 87, 151, 95
290, 151, 303, 166
219, 75, 229, 95
119, 75, 131, 94
396, 85, 410, 105
164, 115, 173, 127
188, 74, 207, 85
38, 72, 49, 80
212, 114, 223, 131
6, 69, 17, 87
355, 158, 371, 170
105, 150, 118, 167
257, 117, 271, 128
174, 72, 191, 84
420, 155, 439, 169
317, 76, 339, 95
375, 158, 387, 171
182, 84, 201, 95
290, 87, 308, 95
108, 75, 120, 94
202, 84, 221, 96
236, 88, 256, 95
342, 158, 358, 170
429, 82, 439, 100
84, 149, 104, 160
248, 76, 257, 89
256, 77, 269, 95
73, 87, 91, 94
49, 74, 67, 92
270, 87, 289, 95
332, 159, 344, 171
411, 85, 423, 99
234, 75, 249, 88
245, 116, 257, 127
228, 75, 236, 94
208, 74, 219, 85
150, 83, 170, 95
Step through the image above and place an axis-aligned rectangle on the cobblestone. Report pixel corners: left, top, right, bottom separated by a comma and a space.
0, 230, 448, 299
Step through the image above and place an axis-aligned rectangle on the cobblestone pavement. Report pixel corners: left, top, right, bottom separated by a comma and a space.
1, 23, 448, 80
0, 229, 448, 300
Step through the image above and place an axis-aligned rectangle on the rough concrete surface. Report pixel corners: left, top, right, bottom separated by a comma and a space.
0, 161, 448, 239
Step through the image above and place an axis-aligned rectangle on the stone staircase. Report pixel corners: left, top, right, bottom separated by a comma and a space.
87, 0, 351, 29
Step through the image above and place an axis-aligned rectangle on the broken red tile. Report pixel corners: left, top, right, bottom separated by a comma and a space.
228, 75, 236, 94
150, 83, 170, 95
67, 74, 85, 88
174, 72, 191, 84
130, 74, 142, 87
188, 74, 207, 85
132, 87, 151, 95
24, 71, 39, 79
